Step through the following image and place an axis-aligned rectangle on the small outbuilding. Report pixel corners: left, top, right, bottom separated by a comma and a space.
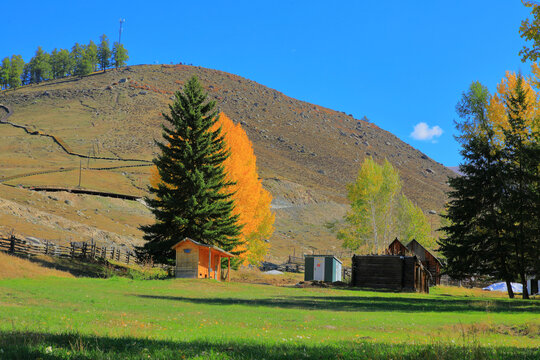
171, 238, 233, 281
304, 255, 342, 282
351, 255, 429, 293
406, 239, 442, 285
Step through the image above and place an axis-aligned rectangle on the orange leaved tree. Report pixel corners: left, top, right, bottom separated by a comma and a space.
149, 112, 274, 265
215, 113, 274, 265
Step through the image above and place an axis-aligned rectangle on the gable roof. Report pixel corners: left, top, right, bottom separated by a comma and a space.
406, 239, 441, 265
171, 237, 234, 257
388, 238, 408, 251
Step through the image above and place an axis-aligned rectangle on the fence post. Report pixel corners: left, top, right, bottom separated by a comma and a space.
70, 242, 74, 258
117, 249, 120, 261
126, 252, 130, 264
9, 236, 15, 254
82, 242, 87, 258
111, 247, 115, 260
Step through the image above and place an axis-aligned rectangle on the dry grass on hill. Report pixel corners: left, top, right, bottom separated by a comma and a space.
0, 252, 73, 279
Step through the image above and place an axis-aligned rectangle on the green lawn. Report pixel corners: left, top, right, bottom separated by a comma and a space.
0, 277, 538, 359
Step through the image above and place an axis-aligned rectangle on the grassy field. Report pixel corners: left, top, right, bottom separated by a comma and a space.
0, 276, 538, 359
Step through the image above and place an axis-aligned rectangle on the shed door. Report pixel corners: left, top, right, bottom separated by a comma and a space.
176, 248, 198, 278
314, 257, 325, 281
335, 262, 342, 282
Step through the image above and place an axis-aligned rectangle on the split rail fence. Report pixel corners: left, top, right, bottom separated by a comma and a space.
0, 235, 138, 265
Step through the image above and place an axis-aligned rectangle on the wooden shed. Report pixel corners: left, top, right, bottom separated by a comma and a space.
351, 255, 429, 293
171, 238, 233, 281
405, 240, 442, 285
304, 255, 342, 282
387, 238, 410, 256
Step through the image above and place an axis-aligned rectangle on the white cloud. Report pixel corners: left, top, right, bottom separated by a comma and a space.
410, 122, 443, 142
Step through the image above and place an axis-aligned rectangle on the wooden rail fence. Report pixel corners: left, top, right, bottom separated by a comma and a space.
0, 235, 138, 265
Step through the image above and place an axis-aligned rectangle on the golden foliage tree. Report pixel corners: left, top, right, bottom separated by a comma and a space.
487, 71, 540, 148
149, 112, 274, 265
214, 112, 274, 265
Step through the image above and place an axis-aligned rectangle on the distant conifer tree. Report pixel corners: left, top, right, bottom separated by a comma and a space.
97, 35, 111, 72
86, 40, 99, 72
112, 42, 128, 68
139, 76, 242, 264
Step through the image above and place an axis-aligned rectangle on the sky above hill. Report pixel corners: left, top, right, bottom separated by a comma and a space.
2, 0, 534, 166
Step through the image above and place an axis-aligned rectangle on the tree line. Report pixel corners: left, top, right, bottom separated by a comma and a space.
439, 2, 540, 299
0, 35, 129, 90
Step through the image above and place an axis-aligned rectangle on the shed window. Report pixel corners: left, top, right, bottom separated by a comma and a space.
184, 249, 191, 253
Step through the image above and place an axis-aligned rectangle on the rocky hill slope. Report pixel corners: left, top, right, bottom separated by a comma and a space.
0, 65, 454, 261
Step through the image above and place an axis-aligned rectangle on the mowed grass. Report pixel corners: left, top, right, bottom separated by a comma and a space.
0, 277, 538, 359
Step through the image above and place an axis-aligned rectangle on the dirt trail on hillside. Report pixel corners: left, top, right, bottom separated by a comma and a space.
0, 103, 151, 163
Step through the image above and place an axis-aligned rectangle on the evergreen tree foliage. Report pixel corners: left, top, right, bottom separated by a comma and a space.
439, 125, 516, 296
498, 75, 540, 299
440, 77, 540, 299
28, 46, 51, 83
97, 35, 111, 72
0, 57, 10, 89
71, 43, 92, 76
8, 55, 24, 89
112, 42, 129, 68
50, 49, 72, 79
86, 40, 99, 72
0, 35, 128, 87
140, 76, 242, 264
21, 63, 31, 86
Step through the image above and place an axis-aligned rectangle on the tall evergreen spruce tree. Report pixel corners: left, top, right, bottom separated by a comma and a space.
439, 82, 517, 298
499, 76, 540, 299
140, 76, 242, 264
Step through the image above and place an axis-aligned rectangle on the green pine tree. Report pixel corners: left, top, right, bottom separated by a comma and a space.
86, 40, 99, 72
499, 75, 540, 299
0, 57, 10, 89
50, 48, 72, 79
139, 76, 242, 264
71, 43, 92, 76
28, 46, 51, 83
97, 35, 111, 72
112, 42, 128, 68
8, 55, 24, 89
439, 82, 517, 298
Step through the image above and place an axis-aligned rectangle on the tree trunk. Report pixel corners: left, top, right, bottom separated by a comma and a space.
521, 273, 530, 300
505, 279, 515, 299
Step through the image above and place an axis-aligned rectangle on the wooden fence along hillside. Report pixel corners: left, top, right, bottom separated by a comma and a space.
0, 235, 138, 265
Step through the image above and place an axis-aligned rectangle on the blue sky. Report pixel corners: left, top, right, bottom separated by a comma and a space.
2, 1, 534, 166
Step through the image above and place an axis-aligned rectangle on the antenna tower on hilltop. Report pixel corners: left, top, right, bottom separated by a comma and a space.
119, 18, 126, 44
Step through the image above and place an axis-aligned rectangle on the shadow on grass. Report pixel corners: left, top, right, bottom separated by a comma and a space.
26, 256, 106, 278
0, 330, 537, 360
134, 294, 539, 314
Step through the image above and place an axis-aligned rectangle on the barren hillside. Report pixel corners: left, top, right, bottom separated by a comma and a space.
0, 65, 454, 261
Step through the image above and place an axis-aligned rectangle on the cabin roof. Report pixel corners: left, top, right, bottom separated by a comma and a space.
170, 237, 234, 257
406, 239, 442, 265
388, 238, 408, 249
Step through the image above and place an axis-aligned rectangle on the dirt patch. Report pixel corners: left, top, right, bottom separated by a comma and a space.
230, 268, 303, 286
